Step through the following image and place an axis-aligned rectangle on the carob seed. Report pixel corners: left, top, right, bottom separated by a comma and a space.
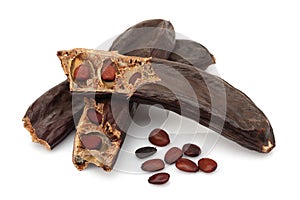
87, 108, 102, 125
164, 147, 183, 164
74, 64, 91, 81
141, 159, 165, 172
80, 134, 102, 150
182, 143, 201, 157
135, 146, 157, 159
101, 60, 116, 82
148, 172, 170, 185
129, 72, 142, 85
198, 158, 218, 173
175, 158, 198, 172
149, 128, 170, 147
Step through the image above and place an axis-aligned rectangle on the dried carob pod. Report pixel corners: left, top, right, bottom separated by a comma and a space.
168, 39, 216, 70
109, 19, 175, 59
73, 96, 136, 171
134, 58, 275, 153
21, 80, 112, 149
58, 49, 275, 153
109, 19, 215, 71
22, 81, 77, 149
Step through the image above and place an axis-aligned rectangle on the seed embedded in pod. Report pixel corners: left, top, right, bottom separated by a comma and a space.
101, 60, 116, 82
80, 134, 102, 150
74, 64, 91, 81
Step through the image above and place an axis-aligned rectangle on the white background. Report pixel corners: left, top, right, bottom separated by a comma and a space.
1, 0, 300, 199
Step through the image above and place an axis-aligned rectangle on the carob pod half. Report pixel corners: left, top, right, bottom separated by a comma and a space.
73, 96, 136, 171
57, 48, 160, 95
168, 39, 216, 70
58, 49, 275, 153
109, 19, 175, 59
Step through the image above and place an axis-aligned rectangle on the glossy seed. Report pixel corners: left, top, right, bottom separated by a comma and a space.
148, 172, 170, 185
198, 158, 218, 173
175, 158, 198, 172
101, 60, 116, 82
141, 159, 165, 172
80, 134, 102, 150
129, 72, 142, 85
135, 146, 157, 159
74, 64, 91, 81
164, 147, 183, 164
182, 143, 201, 157
149, 128, 170, 147
87, 109, 102, 125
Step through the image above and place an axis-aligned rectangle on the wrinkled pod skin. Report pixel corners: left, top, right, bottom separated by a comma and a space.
168, 39, 216, 70
129, 58, 275, 153
109, 19, 176, 59
22, 81, 79, 149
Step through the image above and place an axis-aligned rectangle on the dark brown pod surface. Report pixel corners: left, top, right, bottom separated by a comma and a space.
131, 58, 275, 153
141, 159, 165, 172
109, 19, 175, 59
148, 172, 170, 185
164, 147, 183, 164
149, 128, 170, 147
182, 143, 201, 157
175, 158, 199, 173
198, 158, 218, 173
22, 81, 77, 149
168, 39, 215, 70
135, 146, 157, 159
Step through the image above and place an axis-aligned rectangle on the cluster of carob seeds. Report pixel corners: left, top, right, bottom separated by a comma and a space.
22, 19, 275, 184
136, 128, 217, 184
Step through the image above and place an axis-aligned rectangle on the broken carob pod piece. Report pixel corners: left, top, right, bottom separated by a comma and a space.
73, 96, 136, 171
58, 49, 275, 153
57, 48, 160, 95
109, 19, 175, 59
22, 81, 78, 149
168, 39, 216, 70
22, 80, 111, 150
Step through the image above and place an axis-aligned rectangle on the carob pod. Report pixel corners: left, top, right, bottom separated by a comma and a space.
168, 39, 216, 70
22, 81, 78, 149
57, 49, 275, 153
109, 19, 175, 59
22, 80, 113, 150
73, 96, 136, 171
109, 19, 215, 71
133, 58, 275, 153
